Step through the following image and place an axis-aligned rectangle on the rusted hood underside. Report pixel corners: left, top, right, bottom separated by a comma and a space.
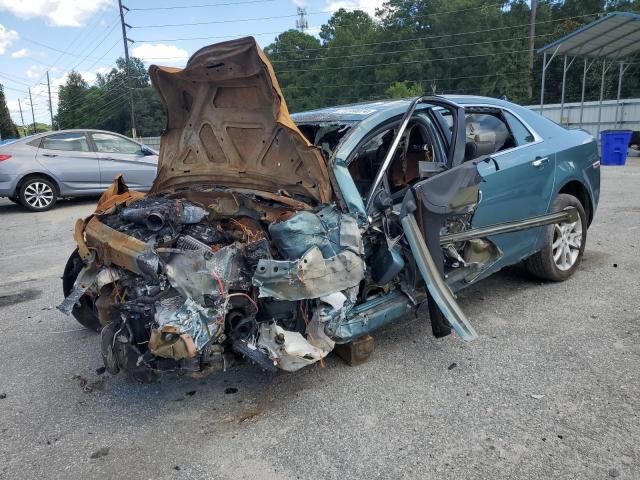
149, 36, 333, 204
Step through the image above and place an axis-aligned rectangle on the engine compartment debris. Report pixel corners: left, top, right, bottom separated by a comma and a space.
60, 181, 371, 379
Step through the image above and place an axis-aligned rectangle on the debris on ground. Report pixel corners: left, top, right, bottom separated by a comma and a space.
72, 374, 105, 393
89, 447, 109, 459
530, 394, 545, 399
448, 362, 457, 370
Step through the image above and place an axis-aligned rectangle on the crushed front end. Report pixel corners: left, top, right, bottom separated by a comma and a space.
58, 37, 367, 380
61, 178, 366, 380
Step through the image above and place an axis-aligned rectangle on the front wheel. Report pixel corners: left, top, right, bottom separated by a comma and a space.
62, 249, 101, 332
525, 193, 587, 282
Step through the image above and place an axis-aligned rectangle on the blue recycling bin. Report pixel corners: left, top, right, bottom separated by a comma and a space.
600, 130, 632, 166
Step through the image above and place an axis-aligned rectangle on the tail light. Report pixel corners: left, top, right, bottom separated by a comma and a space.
0, 154, 12, 162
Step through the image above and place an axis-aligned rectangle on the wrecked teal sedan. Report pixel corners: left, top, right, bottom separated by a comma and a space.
59, 37, 600, 381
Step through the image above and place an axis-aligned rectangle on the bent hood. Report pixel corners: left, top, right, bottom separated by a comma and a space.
149, 36, 333, 204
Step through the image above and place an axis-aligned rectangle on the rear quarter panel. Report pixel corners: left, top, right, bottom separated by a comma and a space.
552, 130, 600, 219
508, 105, 600, 222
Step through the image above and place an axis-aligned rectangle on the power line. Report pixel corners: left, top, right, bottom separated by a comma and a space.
275, 48, 533, 74
135, 11, 600, 46
67, 21, 121, 73
270, 33, 553, 64
266, 12, 605, 56
84, 38, 123, 72
0, 84, 56, 99
29, 10, 113, 87
129, 0, 276, 10
287, 70, 535, 91
0, 73, 33, 88
130, 2, 503, 28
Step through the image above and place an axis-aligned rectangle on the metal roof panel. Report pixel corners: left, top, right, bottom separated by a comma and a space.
538, 12, 640, 59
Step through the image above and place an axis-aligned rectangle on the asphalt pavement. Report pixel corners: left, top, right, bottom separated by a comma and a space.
0, 160, 638, 480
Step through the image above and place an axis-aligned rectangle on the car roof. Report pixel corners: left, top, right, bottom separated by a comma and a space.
15, 129, 140, 142
290, 95, 518, 124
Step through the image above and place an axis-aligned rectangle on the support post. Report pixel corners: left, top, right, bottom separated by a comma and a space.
28, 88, 36, 135
539, 51, 547, 114
17, 98, 25, 136
528, 0, 538, 101
560, 56, 567, 125
614, 62, 624, 128
46, 71, 54, 130
580, 58, 588, 128
118, 0, 137, 139
596, 59, 609, 140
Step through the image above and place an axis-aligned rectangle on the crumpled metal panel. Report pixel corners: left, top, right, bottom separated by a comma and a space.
269, 205, 361, 260
83, 216, 159, 280
252, 246, 365, 301
56, 265, 99, 315
166, 245, 243, 300
148, 36, 333, 204
154, 296, 221, 354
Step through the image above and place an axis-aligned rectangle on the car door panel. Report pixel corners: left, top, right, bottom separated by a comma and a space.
99, 154, 157, 189
35, 132, 101, 193
90, 132, 158, 189
472, 142, 556, 269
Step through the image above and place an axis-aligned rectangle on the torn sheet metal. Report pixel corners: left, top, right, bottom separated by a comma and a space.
56, 265, 99, 315
269, 206, 362, 259
257, 323, 328, 372
401, 213, 478, 341
83, 216, 160, 280
252, 246, 365, 301
165, 245, 242, 300
152, 296, 222, 358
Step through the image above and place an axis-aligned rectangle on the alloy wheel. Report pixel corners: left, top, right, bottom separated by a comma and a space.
23, 181, 54, 209
552, 220, 582, 271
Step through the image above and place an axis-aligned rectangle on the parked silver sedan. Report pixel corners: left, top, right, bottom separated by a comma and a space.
0, 129, 158, 211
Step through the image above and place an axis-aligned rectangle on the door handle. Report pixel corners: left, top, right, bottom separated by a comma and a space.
42, 153, 58, 157
532, 156, 549, 167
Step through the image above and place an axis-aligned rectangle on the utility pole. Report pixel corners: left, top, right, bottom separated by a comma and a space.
28, 88, 36, 135
528, 0, 538, 101
17, 98, 25, 136
46, 71, 55, 130
296, 7, 308, 32
118, 0, 137, 138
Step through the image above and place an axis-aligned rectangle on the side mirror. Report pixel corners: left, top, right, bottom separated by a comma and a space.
140, 146, 155, 156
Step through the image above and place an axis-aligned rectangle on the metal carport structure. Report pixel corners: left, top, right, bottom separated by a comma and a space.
538, 11, 640, 138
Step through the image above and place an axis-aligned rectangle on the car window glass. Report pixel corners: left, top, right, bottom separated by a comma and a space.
92, 133, 141, 155
348, 127, 395, 198
41, 132, 89, 152
503, 110, 535, 145
464, 112, 516, 161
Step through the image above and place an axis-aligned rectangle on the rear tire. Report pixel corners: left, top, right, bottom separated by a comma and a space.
62, 249, 101, 332
18, 176, 58, 211
525, 194, 587, 282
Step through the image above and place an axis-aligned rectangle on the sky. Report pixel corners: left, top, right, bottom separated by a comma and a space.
0, 0, 385, 127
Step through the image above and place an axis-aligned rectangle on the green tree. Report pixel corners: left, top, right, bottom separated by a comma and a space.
385, 81, 423, 98
57, 71, 88, 129
265, 30, 324, 111
0, 84, 19, 139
